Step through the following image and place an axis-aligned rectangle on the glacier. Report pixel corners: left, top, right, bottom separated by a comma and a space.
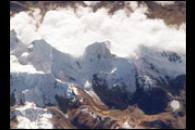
10, 29, 186, 107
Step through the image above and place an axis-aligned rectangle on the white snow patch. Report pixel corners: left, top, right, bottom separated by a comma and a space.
110, 67, 117, 74
127, 1, 148, 13
170, 100, 180, 111
126, 1, 138, 11
21, 52, 29, 57
56, 78, 65, 84
15, 102, 53, 129
84, 80, 92, 89
154, 1, 175, 6
137, 75, 155, 90
83, 1, 100, 6
122, 120, 132, 129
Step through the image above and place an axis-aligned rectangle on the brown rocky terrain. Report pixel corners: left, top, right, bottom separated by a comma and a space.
10, 1, 186, 26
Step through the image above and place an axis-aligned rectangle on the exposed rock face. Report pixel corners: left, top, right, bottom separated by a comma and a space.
169, 75, 186, 95
48, 107, 74, 129
92, 73, 133, 110
132, 87, 170, 115
144, 1, 186, 25
71, 109, 121, 129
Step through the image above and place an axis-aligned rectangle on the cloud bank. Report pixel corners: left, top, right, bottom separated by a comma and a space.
10, 2, 186, 58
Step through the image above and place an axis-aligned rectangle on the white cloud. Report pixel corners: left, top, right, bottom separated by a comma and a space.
10, 4, 185, 58
10, 55, 44, 74
10, 11, 41, 45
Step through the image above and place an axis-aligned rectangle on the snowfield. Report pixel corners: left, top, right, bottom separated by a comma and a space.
12, 102, 53, 129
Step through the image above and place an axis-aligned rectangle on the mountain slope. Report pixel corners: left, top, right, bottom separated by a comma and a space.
10, 29, 186, 128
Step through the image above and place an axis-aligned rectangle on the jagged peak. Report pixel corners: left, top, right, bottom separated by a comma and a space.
83, 41, 112, 60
